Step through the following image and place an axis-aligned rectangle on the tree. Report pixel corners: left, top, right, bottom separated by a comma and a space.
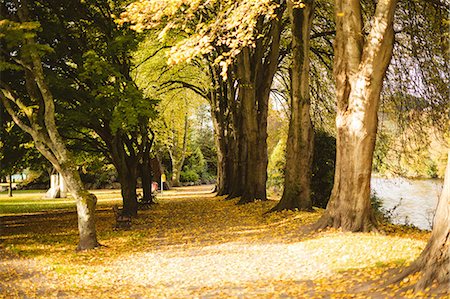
234, 2, 285, 203
28, 0, 158, 216
271, 0, 314, 211
381, 1, 449, 289
0, 106, 31, 197
0, 3, 98, 250
120, 0, 286, 203
374, 0, 449, 179
167, 98, 189, 187
314, 0, 397, 231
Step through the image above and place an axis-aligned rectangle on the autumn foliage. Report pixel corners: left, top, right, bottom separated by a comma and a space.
0, 187, 445, 298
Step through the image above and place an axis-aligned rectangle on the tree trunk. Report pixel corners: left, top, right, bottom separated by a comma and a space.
30, 138, 99, 250
208, 62, 231, 196
235, 5, 284, 203
228, 126, 246, 199
212, 112, 228, 195
227, 92, 246, 199
115, 155, 138, 217
59, 173, 67, 198
120, 172, 138, 216
8, 174, 13, 197
109, 133, 139, 217
171, 160, 182, 187
314, 0, 397, 232
170, 111, 188, 187
272, 0, 315, 212
58, 164, 99, 251
388, 151, 449, 292
237, 49, 263, 204
140, 155, 154, 203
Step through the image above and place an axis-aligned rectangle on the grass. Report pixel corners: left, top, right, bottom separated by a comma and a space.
0, 189, 122, 215
0, 189, 47, 194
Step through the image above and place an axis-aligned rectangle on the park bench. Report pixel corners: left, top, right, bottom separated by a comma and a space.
112, 205, 132, 230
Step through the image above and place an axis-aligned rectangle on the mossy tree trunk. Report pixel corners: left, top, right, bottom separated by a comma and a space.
314, 0, 397, 232
271, 0, 315, 212
57, 163, 99, 251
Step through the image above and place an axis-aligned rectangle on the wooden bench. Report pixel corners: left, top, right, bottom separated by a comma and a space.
112, 205, 132, 230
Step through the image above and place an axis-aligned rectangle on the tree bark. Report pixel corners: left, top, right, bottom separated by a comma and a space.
228, 124, 246, 199
212, 105, 228, 195
109, 134, 139, 217
314, 0, 397, 232
227, 88, 246, 199
235, 3, 285, 204
209, 64, 234, 196
140, 158, 154, 203
271, 0, 315, 212
57, 163, 99, 251
237, 48, 262, 204
387, 151, 449, 292
8, 174, 13, 197
120, 172, 138, 216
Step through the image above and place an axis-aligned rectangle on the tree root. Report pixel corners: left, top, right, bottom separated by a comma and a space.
310, 212, 379, 233
75, 241, 102, 252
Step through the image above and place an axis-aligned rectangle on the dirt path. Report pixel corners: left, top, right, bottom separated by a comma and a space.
0, 186, 443, 298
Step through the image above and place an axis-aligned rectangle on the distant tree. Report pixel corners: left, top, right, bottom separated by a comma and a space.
0, 107, 30, 196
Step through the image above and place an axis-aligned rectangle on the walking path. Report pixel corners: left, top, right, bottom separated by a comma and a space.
0, 185, 440, 298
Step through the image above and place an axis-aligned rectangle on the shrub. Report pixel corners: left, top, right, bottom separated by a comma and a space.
267, 137, 286, 193
311, 130, 336, 208
180, 169, 199, 183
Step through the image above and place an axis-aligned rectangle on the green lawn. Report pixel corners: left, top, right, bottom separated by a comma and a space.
0, 190, 122, 215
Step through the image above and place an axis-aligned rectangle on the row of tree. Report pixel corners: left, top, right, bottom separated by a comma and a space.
1, 0, 448, 291
1, 0, 216, 247
1, 0, 158, 249
121, 0, 448, 290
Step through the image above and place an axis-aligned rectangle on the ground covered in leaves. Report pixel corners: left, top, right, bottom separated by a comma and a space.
0, 186, 446, 298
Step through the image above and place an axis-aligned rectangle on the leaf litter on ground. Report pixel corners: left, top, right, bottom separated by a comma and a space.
0, 185, 446, 298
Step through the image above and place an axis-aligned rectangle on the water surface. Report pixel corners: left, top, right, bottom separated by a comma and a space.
371, 177, 443, 231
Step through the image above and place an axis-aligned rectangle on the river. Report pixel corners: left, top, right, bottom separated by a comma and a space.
370, 177, 443, 231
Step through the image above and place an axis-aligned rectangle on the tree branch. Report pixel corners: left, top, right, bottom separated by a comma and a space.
0, 86, 34, 136
311, 30, 336, 39
159, 80, 208, 99
132, 45, 172, 70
